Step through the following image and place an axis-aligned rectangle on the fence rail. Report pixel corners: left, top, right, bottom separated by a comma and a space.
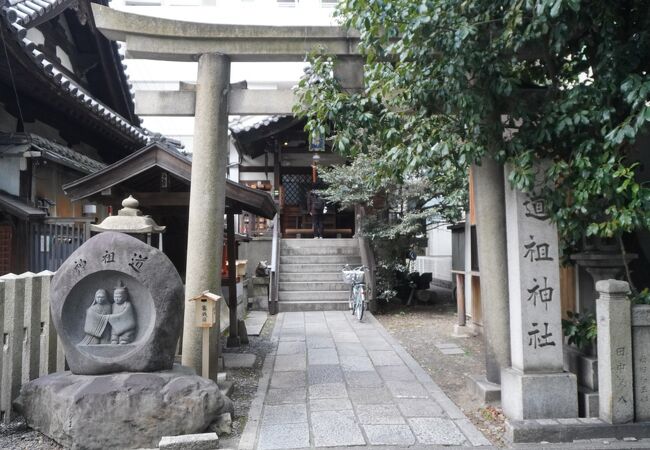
30, 219, 91, 273
0, 271, 63, 423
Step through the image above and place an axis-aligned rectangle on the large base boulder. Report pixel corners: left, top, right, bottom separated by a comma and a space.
14, 365, 233, 450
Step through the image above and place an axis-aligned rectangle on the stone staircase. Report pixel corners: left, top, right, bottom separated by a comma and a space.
278, 238, 361, 312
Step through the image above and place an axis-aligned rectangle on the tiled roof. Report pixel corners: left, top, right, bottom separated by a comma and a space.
229, 115, 287, 134
0, 132, 106, 174
1, 0, 149, 145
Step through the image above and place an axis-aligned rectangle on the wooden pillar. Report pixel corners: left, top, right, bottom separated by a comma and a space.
226, 212, 240, 347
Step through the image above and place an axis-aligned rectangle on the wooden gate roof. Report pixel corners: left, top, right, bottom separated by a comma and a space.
63, 141, 278, 219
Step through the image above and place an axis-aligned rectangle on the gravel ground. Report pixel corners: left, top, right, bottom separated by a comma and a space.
0, 313, 277, 450
219, 314, 276, 448
375, 289, 508, 448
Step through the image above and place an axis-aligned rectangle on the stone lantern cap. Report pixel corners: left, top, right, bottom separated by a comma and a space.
90, 195, 166, 234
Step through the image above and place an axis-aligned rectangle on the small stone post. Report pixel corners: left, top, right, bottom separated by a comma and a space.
183, 53, 231, 380
38, 271, 57, 376
0, 274, 26, 422
22, 273, 41, 384
632, 303, 650, 421
596, 279, 633, 424
501, 162, 577, 420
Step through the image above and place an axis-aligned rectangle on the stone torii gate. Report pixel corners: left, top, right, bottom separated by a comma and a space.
91, 4, 363, 379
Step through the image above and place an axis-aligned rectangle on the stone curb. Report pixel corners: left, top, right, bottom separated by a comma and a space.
237, 313, 283, 450
507, 418, 650, 444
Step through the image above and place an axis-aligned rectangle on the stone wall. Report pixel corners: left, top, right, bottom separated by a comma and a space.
238, 237, 272, 279
0, 271, 64, 423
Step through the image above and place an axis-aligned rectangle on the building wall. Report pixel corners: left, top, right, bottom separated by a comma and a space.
415, 224, 452, 287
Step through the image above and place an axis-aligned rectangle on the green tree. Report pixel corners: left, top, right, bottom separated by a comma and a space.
294, 0, 650, 256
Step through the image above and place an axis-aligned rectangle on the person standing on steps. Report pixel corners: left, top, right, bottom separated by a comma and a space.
308, 187, 325, 239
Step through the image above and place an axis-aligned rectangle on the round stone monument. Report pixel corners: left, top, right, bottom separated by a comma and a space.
15, 231, 233, 449
50, 231, 182, 374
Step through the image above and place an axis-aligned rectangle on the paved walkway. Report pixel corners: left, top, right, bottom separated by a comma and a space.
239, 311, 493, 449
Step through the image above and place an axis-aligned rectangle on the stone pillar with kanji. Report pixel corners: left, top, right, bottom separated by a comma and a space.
501, 162, 578, 420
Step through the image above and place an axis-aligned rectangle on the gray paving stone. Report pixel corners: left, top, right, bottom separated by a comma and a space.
396, 398, 445, 417
308, 365, 344, 385
356, 403, 405, 424
336, 342, 368, 357
386, 380, 429, 398
304, 311, 325, 322
376, 365, 416, 382
222, 353, 256, 369
307, 337, 335, 349
308, 348, 339, 365
270, 371, 306, 389
258, 422, 309, 450
363, 424, 416, 446
332, 332, 360, 343
361, 338, 393, 351
348, 386, 393, 405
311, 410, 365, 447
278, 335, 306, 342
409, 418, 467, 445
344, 370, 383, 388
440, 347, 466, 355
339, 355, 374, 372
368, 350, 404, 366
264, 388, 307, 405
274, 354, 306, 372
276, 341, 306, 355
261, 404, 307, 425
309, 397, 353, 411
309, 382, 348, 399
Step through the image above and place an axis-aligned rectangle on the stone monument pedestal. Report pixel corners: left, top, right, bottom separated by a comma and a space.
15, 365, 233, 450
502, 368, 578, 420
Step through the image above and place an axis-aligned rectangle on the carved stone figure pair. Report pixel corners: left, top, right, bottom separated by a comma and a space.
81, 280, 136, 345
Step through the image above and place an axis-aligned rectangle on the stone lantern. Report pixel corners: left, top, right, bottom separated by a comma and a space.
90, 195, 166, 250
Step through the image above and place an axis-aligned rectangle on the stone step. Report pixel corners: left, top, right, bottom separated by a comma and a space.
278, 300, 350, 312
278, 290, 350, 301
281, 263, 349, 273
280, 255, 362, 265
281, 238, 358, 248
279, 281, 349, 291
279, 272, 342, 282
280, 246, 360, 256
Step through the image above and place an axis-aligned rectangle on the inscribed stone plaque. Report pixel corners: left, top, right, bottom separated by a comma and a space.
505, 162, 563, 372
632, 304, 650, 421
50, 232, 183, 374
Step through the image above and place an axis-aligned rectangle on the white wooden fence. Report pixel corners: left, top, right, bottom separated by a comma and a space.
0, 271, 64, 423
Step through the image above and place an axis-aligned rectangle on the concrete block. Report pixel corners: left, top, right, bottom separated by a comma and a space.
356, 403, 405, 424
159, 433, 219, 450
307, 364, 344, 385
222, 353, 256, 369
261, 404, 307, 425
395, 398, 445, 418
564, 345, 598, 391
269, 371, 306, 389
466, 374, 502, 404
363, 424, 415, 445
258, 422, 309, 450
501, 367, 578, 420
578, 385, 599, 418
310, 410, 365, 447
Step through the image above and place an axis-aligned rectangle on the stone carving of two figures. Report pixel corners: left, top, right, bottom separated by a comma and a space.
80, 281, 136, 345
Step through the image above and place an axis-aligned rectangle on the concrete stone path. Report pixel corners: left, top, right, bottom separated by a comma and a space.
239, 311, 493, 449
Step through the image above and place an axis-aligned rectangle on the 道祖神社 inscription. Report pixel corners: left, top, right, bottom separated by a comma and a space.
50, 231, 183, 375
501, 161, 578, 420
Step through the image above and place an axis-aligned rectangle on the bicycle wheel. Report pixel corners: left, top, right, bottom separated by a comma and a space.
354, 285, 365, 321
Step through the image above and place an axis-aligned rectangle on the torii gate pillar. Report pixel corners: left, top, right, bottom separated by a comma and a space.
182, 53, 231, 379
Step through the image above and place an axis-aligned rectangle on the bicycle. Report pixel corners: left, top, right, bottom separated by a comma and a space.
342, 265, 367, 321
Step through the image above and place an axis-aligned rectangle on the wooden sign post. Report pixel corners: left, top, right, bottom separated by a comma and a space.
189, 291, 222, 379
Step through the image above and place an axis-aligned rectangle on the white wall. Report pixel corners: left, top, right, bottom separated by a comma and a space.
415, 224, 453, 285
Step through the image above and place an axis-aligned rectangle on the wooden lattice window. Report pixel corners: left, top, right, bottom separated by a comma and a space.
282, 174, 311, 207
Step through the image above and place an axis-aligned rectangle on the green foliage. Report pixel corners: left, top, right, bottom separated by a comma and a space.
631, 287, 650, 305
294, 0, 650, 254
561, 311, 597, 351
